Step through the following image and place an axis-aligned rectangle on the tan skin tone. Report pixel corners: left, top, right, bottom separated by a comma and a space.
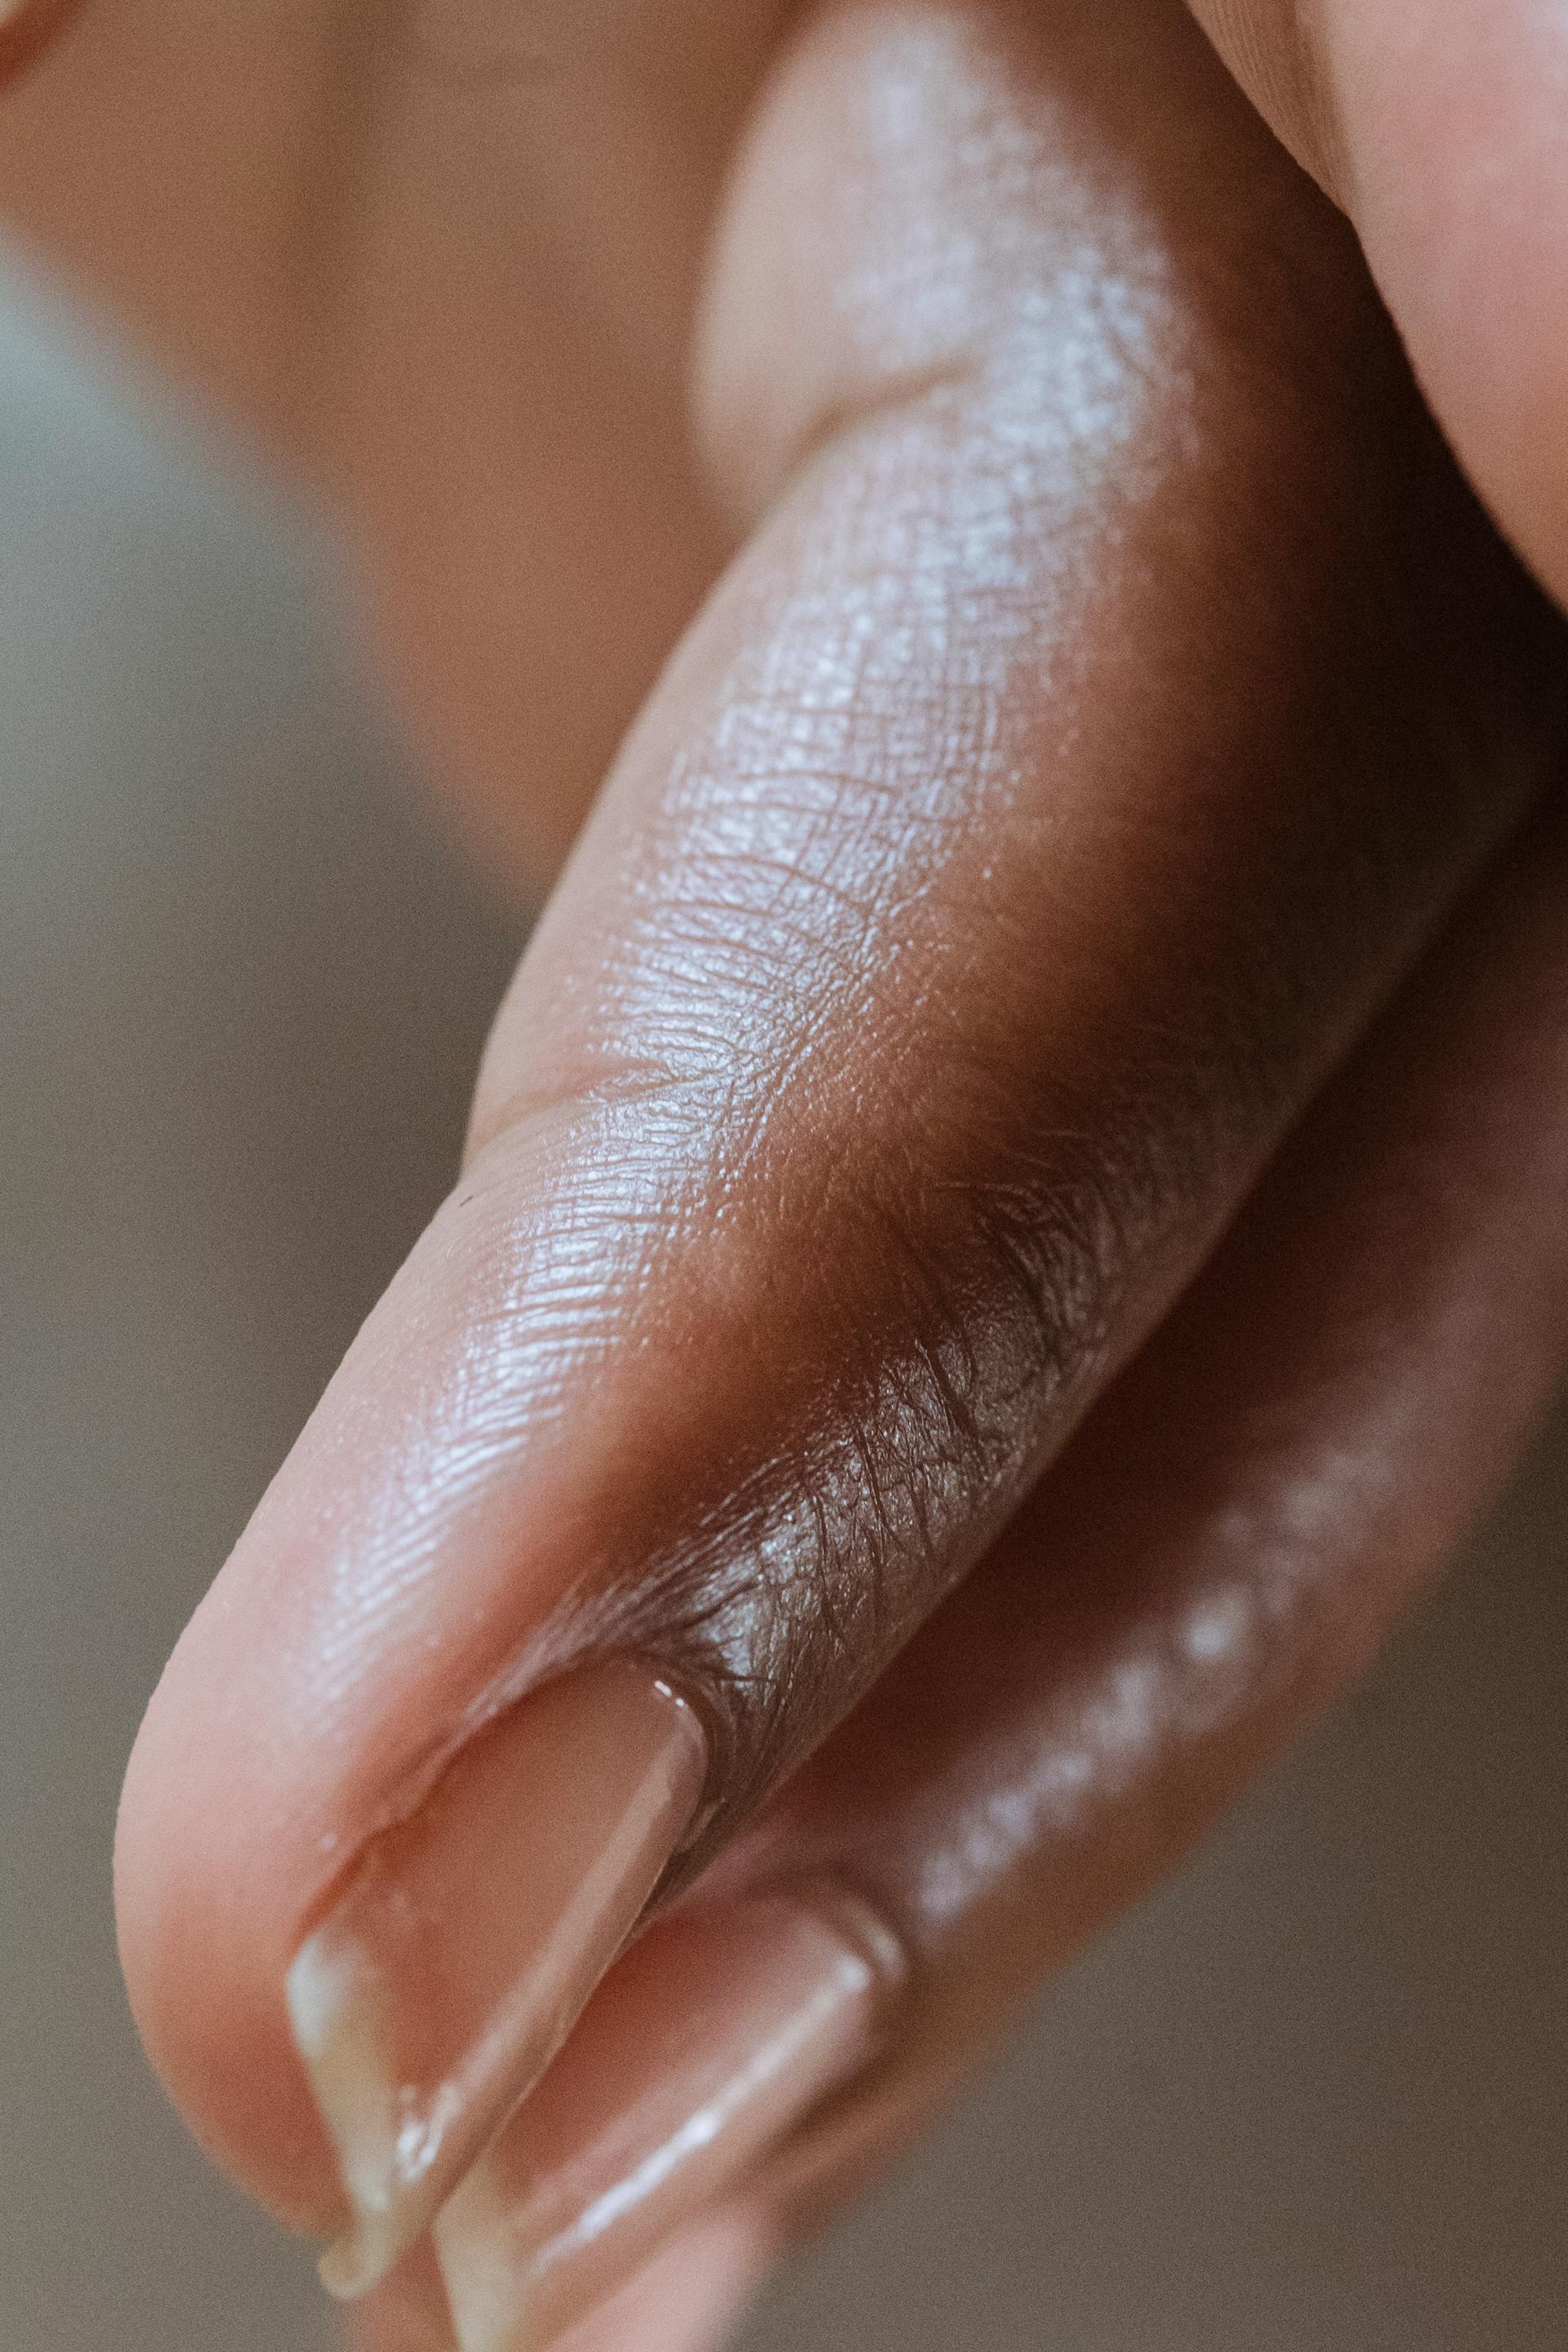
3, 2, 1566, 2345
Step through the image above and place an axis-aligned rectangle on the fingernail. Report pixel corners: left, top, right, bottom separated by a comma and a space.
432, 1890, 902, 2352
287, 1664, 709, 2301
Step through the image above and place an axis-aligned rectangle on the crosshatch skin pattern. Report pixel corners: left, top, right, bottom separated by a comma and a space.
0, 283, 1563, 2352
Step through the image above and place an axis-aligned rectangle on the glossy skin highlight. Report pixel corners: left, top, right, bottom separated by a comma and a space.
1, 2, 1566, 2347
110, 0, 1560, 2241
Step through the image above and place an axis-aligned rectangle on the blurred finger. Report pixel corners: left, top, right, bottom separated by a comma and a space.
0, 2, 786, 880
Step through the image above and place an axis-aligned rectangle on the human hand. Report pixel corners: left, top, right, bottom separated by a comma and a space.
3, 7, 1566, 2351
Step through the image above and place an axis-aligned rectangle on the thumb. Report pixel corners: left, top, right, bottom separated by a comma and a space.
1190, 0, 1568, 612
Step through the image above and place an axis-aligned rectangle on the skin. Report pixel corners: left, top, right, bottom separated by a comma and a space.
1190, 0, 1568, 615
2, 0, 1565, 2343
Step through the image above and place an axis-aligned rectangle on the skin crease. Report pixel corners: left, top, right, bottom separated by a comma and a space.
361, 805, 1568, 2351
0, 0, 1561, 2334
109, 0, 1567, 2240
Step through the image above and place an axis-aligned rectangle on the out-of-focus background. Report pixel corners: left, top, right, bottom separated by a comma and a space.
1, 265, 1564, 2352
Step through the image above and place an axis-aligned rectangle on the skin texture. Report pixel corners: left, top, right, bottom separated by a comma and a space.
354, 790, 1568, 2352
0, 2, 1564, 2345
110, 0, 1564, 2231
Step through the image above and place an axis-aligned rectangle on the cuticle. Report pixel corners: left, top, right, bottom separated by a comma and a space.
292, 1650, 721, 1948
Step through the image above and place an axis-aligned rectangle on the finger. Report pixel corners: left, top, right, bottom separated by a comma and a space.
0, 2, 786, 882
418, 800, 1568, 2352
114, 0, 1562, 2294
296, 0, 791, 879
1187, 0, 1568, 614
0, 0, 781, 410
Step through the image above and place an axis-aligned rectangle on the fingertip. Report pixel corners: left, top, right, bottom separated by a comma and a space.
113, 1576, 359, 2240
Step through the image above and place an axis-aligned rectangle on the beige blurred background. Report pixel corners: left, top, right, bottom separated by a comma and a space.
0, 262, 1563, 2352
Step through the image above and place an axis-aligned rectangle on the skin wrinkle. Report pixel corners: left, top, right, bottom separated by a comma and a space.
409, 971, 1535, 1838
107, 0, 1568, 2238
310, 1011, 1114, 1768
479, 0, 1566, 1829
700, 5, 1189, 521
691, 64, 1504, 1204
252, 60, 1494, 1797
301, 1, 1548, 1806
748, 825, 1568, 2014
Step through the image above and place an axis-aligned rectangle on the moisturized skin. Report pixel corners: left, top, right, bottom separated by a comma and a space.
3, 7, 1568, 2352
